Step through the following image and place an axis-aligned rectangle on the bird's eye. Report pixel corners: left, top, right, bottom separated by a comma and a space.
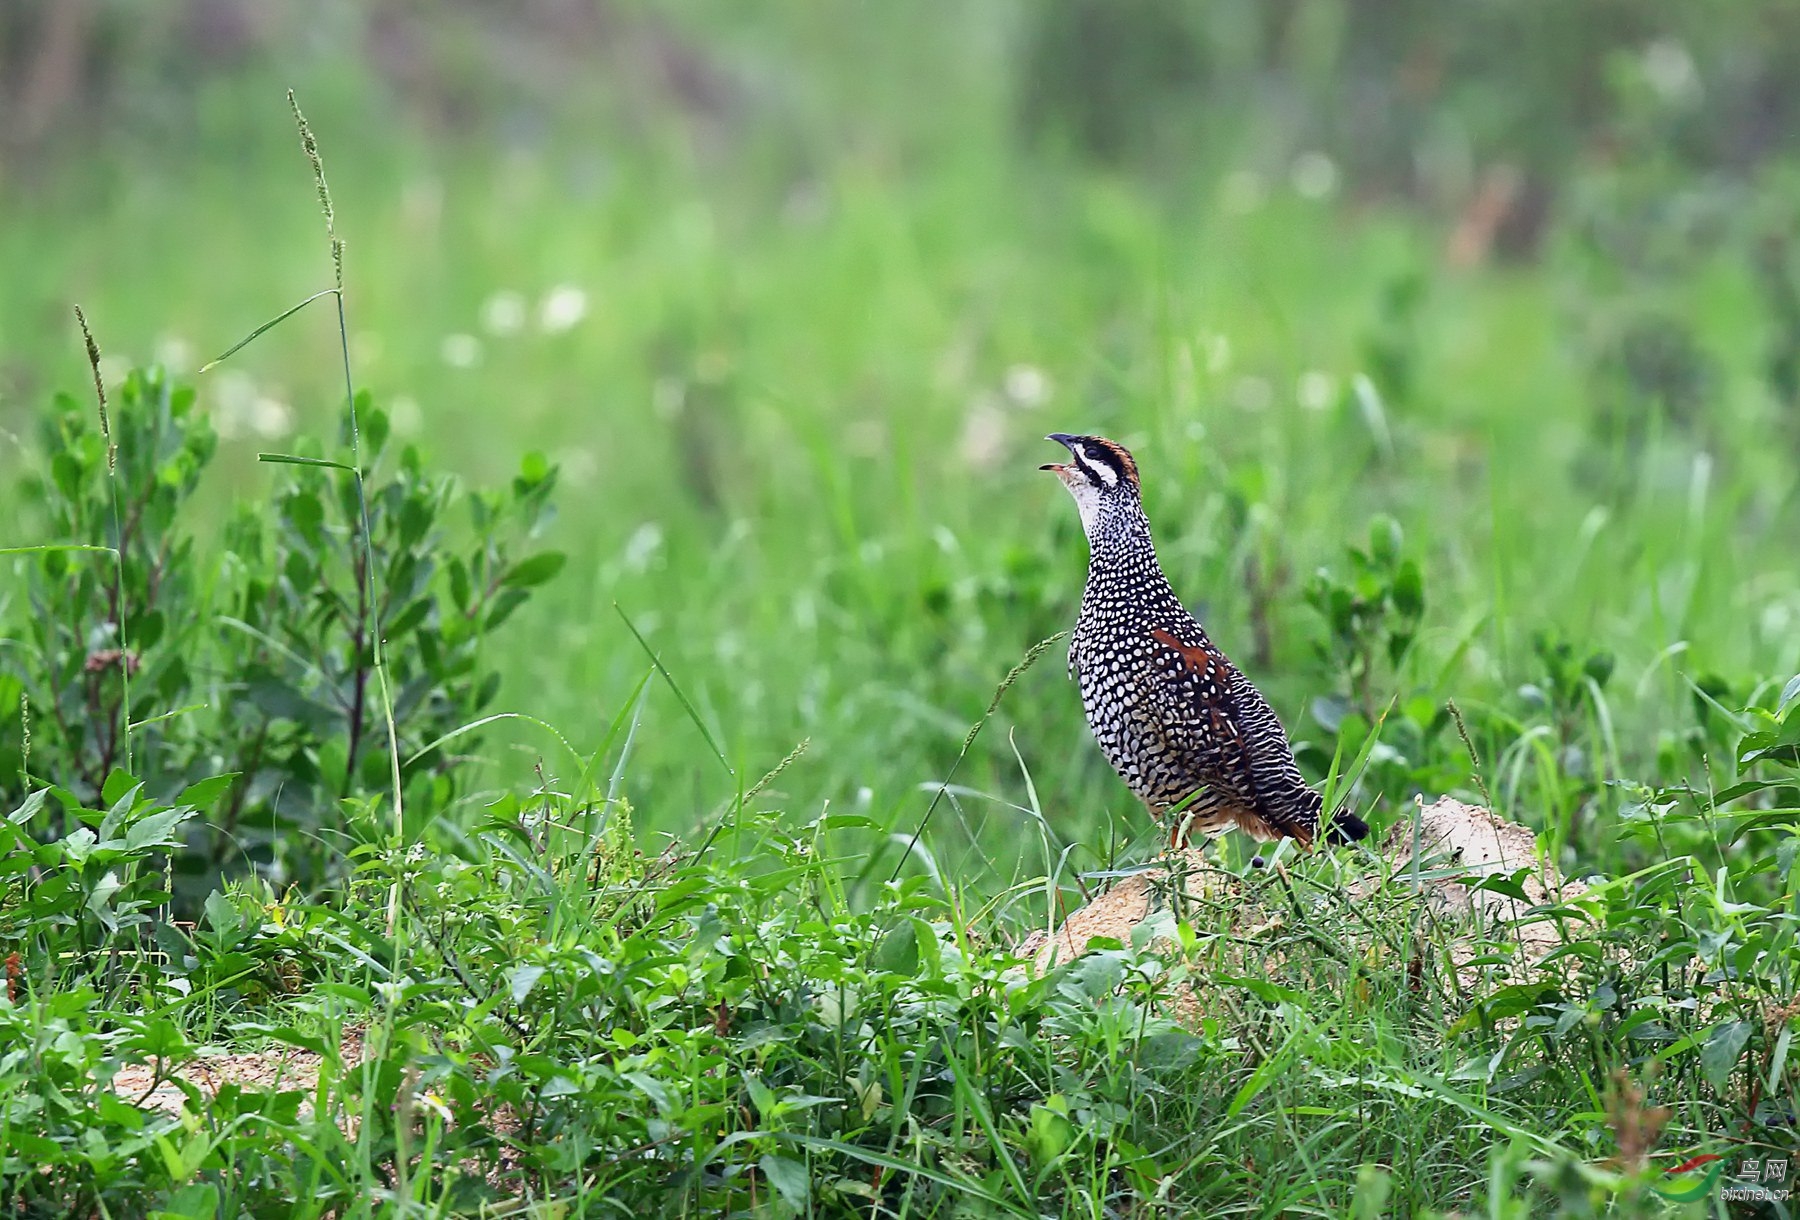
1070, 445, 1118, 489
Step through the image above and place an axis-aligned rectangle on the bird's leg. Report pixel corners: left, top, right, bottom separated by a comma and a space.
1168, 807, 1207, 854
1165, 835, 1215, 922
1151, 802, 1188, 859
1155, 804, 1207, 912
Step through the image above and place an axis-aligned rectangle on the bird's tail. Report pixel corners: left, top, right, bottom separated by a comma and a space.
1279, 785, 1369, 846
1324, 808, 1369, 845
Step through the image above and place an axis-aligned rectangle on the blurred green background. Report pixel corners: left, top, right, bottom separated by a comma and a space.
4, 0, 1799, 881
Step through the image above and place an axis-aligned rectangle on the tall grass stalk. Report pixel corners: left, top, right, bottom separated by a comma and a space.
72, 307, 133, 783
889, 631, 1067, 884
201, 93, 408, 941
285, 92, 407, 940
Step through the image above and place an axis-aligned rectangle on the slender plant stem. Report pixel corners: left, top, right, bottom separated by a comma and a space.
74, 306, 133, 784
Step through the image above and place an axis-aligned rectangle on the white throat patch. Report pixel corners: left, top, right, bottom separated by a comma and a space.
1060, 475, 1105, 536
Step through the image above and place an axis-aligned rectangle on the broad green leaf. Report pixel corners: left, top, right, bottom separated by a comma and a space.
1026, 1097, 1075, 1166
871, 921, 919, 976
1699, 1020, 1752, 1090
9, 789, 48, 824
101, 769, 139, 809
501, 550, 567, 589
623, 1071, 673, 1115
176, 773, 239, 809
759, 1154, 810, 1211
510, 964, 547, 1003
86, 870, 123, 925
124, 804, 193, 852
204, 891, 241, 936
1779, 673, 1800, 715
744, 1072, 779, 1118
153, 1182, 221, 1220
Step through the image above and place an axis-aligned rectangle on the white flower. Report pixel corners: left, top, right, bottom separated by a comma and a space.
1222, 170, 1266, 215
1201, 333, 1231, 374
1232, 376, 1273, 412
1291, 152, 1339, 201
211, 370, 258, 439
250, 395, 292, 438
154, 336, 193, 373
622, 522, 664, 573
558, 446, 598, 487
1297, 371, 1336, 411
1003, 364, 1051, 408
440, 333, 482, 369
1643, 39, 1699, 104
959, 401, 1007, 468
539, 285, 589, 334
480, 290, 527, 335
389, 395, 423, 435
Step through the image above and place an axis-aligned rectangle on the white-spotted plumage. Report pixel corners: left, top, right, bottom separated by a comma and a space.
1043, 433, 1368, 847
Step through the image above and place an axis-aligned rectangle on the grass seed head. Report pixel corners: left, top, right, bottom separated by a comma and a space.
73, 305, 113, 473
288, 90, 335, 236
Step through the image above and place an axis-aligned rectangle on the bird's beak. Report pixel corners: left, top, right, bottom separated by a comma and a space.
1041, 433, 1077, 471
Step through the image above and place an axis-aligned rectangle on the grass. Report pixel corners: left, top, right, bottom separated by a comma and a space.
9, 146, 1794, 871
2, 29, 1799, 1217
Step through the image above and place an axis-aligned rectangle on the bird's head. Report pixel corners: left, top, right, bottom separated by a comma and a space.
1040, 433, 1142, 539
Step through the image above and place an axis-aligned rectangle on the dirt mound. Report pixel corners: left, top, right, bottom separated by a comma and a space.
1019, 797, 1589, 997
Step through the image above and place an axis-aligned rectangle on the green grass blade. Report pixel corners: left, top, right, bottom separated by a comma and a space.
404, 711, 582, 771
613, 602, 733, 777
199, 288, 339, 372
256, 453, 355, 471
888, 631, 1066, 883
128, 703, 210, 732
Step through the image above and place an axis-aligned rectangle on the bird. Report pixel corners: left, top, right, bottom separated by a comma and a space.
1041, 432, 1368, 850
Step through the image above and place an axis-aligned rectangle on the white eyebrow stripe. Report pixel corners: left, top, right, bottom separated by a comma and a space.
1072, 443, 1118, 487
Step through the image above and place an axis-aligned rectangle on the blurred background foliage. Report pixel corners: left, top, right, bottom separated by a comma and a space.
6, 1, 1800, 203
2, 0, 1799, 889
